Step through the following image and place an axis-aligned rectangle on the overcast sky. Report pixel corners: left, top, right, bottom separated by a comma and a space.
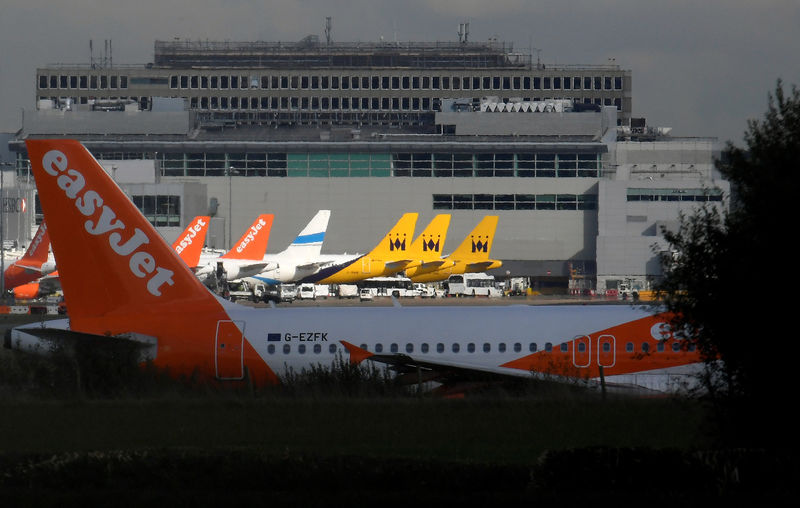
1, 0, 798, 145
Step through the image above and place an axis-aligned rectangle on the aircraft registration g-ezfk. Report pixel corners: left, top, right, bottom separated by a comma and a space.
9, 139, 704, 393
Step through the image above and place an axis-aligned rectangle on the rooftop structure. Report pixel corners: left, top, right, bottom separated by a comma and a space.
9, 35, 725, 293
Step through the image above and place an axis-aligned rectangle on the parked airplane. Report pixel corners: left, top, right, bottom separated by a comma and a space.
247, 210, 331, 284
10, 215, 211, 300
301, 212, 419, 284
192, 214, 274, 283
407, 216, 502, 283
3, 222, 55, 292
10, 140, 704, 394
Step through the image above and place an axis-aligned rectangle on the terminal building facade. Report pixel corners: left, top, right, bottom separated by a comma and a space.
7, 36, 728, 293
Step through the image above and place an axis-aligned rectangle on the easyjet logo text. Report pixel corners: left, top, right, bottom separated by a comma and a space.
42, 149, 174, 297
236, 217, 267, 253
175, 218, 207, 254
28, 222, 48, 256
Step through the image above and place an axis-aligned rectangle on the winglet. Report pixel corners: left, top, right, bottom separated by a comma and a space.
221, 214, 273, 260
340, 340, 374, 365
172, 216, 210, 269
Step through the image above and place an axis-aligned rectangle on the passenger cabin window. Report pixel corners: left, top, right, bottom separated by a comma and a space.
391, 343, 399, 353
375, 344, 383, 353
437, 343, 445, 353
467, 343, 475, 353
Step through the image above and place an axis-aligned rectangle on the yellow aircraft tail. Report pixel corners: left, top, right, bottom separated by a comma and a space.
367, 212, 418, 261
450, 215, 502, 270
402, 214, 451, 272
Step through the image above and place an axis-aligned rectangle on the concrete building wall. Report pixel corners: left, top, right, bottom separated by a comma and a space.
179, 175, 599, 271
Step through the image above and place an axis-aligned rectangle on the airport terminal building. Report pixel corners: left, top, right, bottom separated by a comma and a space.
6, 36, 728, 293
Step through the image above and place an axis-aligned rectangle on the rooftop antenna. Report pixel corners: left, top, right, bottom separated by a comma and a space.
324, 17, 332, 45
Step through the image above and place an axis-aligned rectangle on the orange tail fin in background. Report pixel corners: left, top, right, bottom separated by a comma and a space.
25, 139, 223, 330
4, 222, 52, 289
220, 214, 273, 260
172, 216, 210, 269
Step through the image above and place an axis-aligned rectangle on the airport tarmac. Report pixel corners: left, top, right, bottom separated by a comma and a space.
248, 294, 633, 307
0, 295, 638, 335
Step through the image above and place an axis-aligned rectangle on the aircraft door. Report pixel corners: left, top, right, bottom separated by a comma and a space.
215, 320, 245, 380
572, 335, 591, 368
361, 257, 371, 274
597, 334, 616, 368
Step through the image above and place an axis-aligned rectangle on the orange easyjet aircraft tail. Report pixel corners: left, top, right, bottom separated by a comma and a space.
26, 140, 224, 327
25, 139, 277, 384
171, 216, 210, 269
4, 222, 53, 289
220, 214, 273, 260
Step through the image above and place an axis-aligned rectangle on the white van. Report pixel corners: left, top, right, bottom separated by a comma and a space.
298, 283, 316, 300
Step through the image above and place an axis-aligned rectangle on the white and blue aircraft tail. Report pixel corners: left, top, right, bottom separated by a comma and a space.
251, 210, 331, 284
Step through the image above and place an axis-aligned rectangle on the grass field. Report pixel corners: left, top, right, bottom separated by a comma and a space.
0, 313, 794, 503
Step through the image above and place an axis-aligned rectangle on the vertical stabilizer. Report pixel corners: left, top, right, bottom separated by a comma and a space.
365, 212, 418, 260
449, 215, 498, 261
221, 214, 273, 260
3, 222, 52, 289
25, 139, 223, 330
172, 216, 210, 269
407, 214, 451, 262
280, 209, 330, 260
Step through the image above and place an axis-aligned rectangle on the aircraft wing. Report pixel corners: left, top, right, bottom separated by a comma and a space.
340, 341, 529, 384
37, 273, 62, 293
295, 261, 326, 271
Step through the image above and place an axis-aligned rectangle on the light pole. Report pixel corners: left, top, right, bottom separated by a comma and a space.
227, 166, 233, 248
0, 161, 11, 300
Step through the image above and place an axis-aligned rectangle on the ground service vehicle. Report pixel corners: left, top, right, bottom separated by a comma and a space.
446, 273, 503, 297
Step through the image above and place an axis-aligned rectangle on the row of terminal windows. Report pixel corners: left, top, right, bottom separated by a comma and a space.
131, 195, 181, 227
433, 193, 598, 211
627, 188, 724, 202
266, 341, 691, 355
37, 94, 620, 115
38, 75, 129, 90
136, 152, 603, 178
167, 74, 623, 92
188, 95, 617, 113
38, 73, 624, 93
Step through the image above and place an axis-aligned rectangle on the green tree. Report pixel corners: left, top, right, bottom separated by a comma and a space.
657, 81, 800, 448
